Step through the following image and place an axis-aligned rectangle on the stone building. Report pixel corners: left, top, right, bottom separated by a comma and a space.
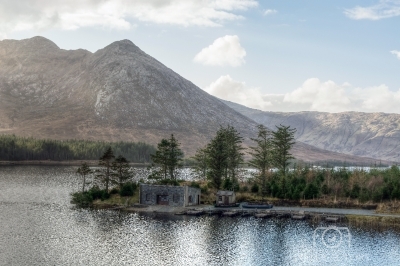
139, 184, 201, 207
216, 190, 236, 206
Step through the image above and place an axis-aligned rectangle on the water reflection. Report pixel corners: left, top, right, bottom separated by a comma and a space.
1, 166, 400, 265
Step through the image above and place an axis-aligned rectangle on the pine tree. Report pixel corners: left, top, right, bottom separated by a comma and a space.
249, 124, 273, 201
167, 134, 184, 180
112, 155, 132, 189
151, 139, 170, 179
271, 125, 296, 177
77, 162, 92, 192
192, 146, 209, 180
97, 147, 115, 192
151, 135, 184, 180
206, 126, 244, 189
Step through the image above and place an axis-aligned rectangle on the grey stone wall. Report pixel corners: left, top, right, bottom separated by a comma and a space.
139, 184, 201, 207
140, 184, 185, 207
186, 186, 201, 206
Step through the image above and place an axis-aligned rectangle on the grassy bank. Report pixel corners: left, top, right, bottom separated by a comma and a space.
346, 214, 400, 228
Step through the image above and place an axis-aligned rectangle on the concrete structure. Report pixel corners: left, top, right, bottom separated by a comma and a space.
139, 184, 201, 207
216, 190, 236, 205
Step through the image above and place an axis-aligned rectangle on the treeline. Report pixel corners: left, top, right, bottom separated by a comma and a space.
0, 135, 156, 162
252, 165, 400, 202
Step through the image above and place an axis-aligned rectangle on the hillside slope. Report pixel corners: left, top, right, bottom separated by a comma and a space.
223, 100, 400, 162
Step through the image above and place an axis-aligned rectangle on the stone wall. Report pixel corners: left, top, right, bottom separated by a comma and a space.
140, 184, 201, 207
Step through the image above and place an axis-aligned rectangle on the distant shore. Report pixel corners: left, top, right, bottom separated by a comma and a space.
0, 160, 151, 166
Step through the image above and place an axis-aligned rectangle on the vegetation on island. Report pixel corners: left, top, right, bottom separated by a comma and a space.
66, 123, 400, 209
71, 147, 137, 207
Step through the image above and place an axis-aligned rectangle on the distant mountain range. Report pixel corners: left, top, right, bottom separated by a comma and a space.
223, 100, 400, 163
0, 36, 390, 164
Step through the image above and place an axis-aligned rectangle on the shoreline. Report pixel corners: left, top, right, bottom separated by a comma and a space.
0, 160, 151, 166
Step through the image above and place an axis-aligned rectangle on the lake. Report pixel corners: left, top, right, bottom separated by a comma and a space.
1, 166, 400, 265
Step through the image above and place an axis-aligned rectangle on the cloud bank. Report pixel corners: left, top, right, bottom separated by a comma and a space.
344, 0, 400, 20
0, 0, 258, 38
205, 76, 400, 113
264, 9, 277, 16
194, 35, 246, 67
391, 50, 400, 59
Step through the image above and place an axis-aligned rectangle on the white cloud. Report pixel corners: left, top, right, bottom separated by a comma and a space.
193, 35, 246, 67
391, 50, 400, 59
344, 0, 400, 20
205, 76, 400, 113
204, 75, 272, 110
0, 0, 258, 35
264, 9, 277, 16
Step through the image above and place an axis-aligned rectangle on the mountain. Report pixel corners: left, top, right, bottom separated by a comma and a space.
0, 36, 258, 153
0, 36, 386, 164
223, 100, 400, 163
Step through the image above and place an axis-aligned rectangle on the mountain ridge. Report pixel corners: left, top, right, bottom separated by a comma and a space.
0, 36, 390, 164
223, 100, 400, 162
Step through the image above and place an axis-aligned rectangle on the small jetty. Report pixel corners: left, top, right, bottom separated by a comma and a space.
174, 207, 347, 222
186, 209, 205, 216
222, 210, 240, 217
291, 210, 306, 220
254, 211, 272, 219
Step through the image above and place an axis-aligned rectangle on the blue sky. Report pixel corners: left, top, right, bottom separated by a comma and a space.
1, 0, 399, 113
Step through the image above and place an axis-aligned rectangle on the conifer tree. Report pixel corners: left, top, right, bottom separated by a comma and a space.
192, 146, 209, 180
112, 155, 132, 189
271, 125, 296, 177
249, 124, 273, 200
77, 162, 92, 192
167, 134, 184, 180
97, 147, 115, 192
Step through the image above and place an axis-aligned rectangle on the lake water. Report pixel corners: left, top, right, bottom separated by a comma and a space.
1, 166, 400, 266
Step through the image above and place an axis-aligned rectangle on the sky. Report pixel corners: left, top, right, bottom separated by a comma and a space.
1, 0, 399, 113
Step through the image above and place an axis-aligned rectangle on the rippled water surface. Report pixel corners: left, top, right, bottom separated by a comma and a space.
1, 166, 400, 266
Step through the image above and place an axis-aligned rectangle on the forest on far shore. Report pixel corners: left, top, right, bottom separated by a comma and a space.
0, 134, 156, 162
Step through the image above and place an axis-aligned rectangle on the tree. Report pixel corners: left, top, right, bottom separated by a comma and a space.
224, 126, 245, 185
271, 125, 296, 177
151, 134, 184, 180
206, 126, 244, 189
97, 147, 115, 192
167, 134, 184, 180
112, 155, 132, 189
151, 139, 170, 179
77, 162, 92, 193
206, 128, 227, 189
249, 124, 273, 201
192, 146, 209, 180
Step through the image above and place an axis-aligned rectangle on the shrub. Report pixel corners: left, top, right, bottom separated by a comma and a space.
71, 191, 93, 207
110, 187, 119, 194
120, 182, 136, 197
251, 183, 259, 193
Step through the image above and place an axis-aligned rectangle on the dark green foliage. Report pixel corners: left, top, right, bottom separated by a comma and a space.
271, 125, 296, 177
251, 183, 259, 193
241, 186, 248, 192
71, 191, 93, 207
77, 162, 92, 193
223, 178, 233, 190
303, 183, 319, 199
97, 147, 115, 192
151, 134, 184, 180
156, 179, 180, 186
190, 181, 201, 189
0, 134, 155, 162
119, 182, 137, 197
110, 187, 119, 194
206, 126, 244, 189
88, 186, 110, 201
112, 155, 132, 188
249, 125, 273, 200
192, 146, 209, 180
